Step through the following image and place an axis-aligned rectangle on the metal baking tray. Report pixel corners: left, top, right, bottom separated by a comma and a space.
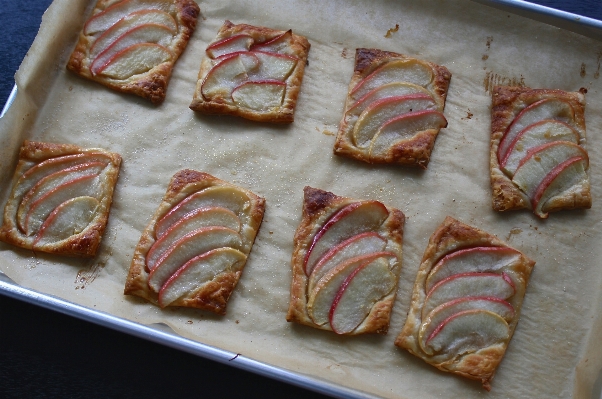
1, 1, 601, 398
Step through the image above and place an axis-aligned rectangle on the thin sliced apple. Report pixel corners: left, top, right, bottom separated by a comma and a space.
347, 82, 434, 117
422, 272, 515, 319
500, 120, 580, 176
200, 52, 260, 101
84, 0, 172, 35
250, 30, 294, 54
158, 247, 247, 307
423, 309, 510, 356
352, 94, 437, 147
33, 196, 100, 246
512, 141, 588, 199
15, 153, 110, 199
497, 98, 575, 162
303, 201, 389, 275
98, 43, 172, 79
147, 226, 243, 292
17, 162, 106, 231
249, 51, 298, 81
425, 246, 522, 293
329, 256, 396, 334
532, 156, 588, 218
369, 109, 447, 157
307, 252, 396, 326
90, 10, 176, 58
231, 80, 286, 110
418, 296, 514, 354
91, 23, 175, 75
206, 34, 254, 58
22, 174, 101, 236
155, 186, 250, 239
349, 59, 434, 102
146, 206, 241, 270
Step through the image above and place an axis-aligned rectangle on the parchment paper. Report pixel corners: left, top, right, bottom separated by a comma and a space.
1, 0, 602, 397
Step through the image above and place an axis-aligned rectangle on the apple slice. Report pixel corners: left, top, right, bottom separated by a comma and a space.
97, 43, 172, 79
84, 0, 172, 35
497, 98, 575, 162
423, 309, 510, 356
369, 109, 447, 157
352, 94, 437, 147
200, 52, 260, 101
249, 51, 298, 81
155, 186, 250, 239
15, 153, 109, 199
250, 30, 294, 54
231, 80, 286, 110
307, 232, 387, 291
303, 201, 389, 275
90, 23, 175, 75
158, 247, 247, 307
17, 162, 106, 231
512, 141, 588, 199
349, 59, 434, 102
206, 34, 254, 58
147, 226, 243, 292
425, 246, 522, 293
418, 296, 514, 354
306, 252, 396, 326
90, 10, 177, 59
347, 82, 434, 117
33, 196, 100, 246
21, 174, 101, 236
532, 156, 588, 218
422, 272, 515, 319
146, 206, 241, 270
500, 120, 580, 175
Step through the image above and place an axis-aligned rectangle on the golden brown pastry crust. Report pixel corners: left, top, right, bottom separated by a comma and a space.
189, 20, 310, 123
67, 0, 200, 104
395, 216, 535, 390
490, 86, 591, 215
0, 141, 122, 257
286, 186, 405, 335
124, 169, 265, 315
334, 48, 451, 169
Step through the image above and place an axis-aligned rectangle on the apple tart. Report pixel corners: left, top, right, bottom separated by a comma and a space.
67, 0, 200, 104
0, 141, 122, 256
124, 170, 265, 315
395, 216, 535, 390
286, 187, 405, 335
490, 86, 591, 218
189, 20, 310, 123
334, 48, 451, 168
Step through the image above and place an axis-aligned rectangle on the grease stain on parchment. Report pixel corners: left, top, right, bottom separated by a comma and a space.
483, 71, 525, 93
594, 50, 602, 79
75, 260, 104, 289
581, 63, 587, 78
384, 24, 399, 38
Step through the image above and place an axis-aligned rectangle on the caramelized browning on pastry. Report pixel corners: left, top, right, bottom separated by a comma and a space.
395, 217, 535, 390
286, 187, 404, 335
0, 141, 122, 256
67, 0, 200, 104
189, 20, 310, 123
124, 170, 265, 315
490, 86, 591, 218
334, 48, 451, 168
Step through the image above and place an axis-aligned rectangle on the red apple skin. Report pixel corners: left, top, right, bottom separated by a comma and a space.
250, 30, 292, 51
206, 34, 254, 58
83, 0, 169, 35
427, 271, 516, 296
531, 156, 585, 212
200, 52, 260, 100
327, 260, 366, 334
93, 43, 172, 76
514, 141, 588, 172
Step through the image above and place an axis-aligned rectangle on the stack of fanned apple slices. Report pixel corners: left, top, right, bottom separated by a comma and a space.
496, 97, 589, 218
83, 0, 178, 79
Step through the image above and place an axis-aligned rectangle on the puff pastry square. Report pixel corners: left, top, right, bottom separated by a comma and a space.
334, 48, 451, 168
67, 0, 200, 104
124, 170, 265, 315
395, 216, 535, 390
189, 20, 310, 123
490, 86, 591, 218
286, 186, 405, 335
0, 141, 122, 257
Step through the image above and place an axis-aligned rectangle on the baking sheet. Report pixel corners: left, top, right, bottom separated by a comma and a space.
1, 0, 602, 397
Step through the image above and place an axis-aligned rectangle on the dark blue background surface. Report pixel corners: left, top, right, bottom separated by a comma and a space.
0, 1, 599, 398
